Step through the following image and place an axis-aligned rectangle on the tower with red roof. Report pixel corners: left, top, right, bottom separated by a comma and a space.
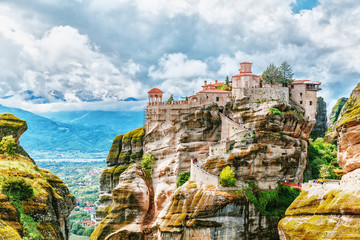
148, 88, 163, 104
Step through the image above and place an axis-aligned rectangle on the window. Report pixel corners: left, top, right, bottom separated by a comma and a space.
300, 93, 303, 97
291, 85, 294, 89
300, 101, 303, 104
310, 101, 312, 106
206, 95, 208, 99
216, 97, 219, 101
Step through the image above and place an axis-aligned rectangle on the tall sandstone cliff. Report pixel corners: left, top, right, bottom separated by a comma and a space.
0, 113, 76, 239
310, 97, 327, 140
279, 83, 360, 239
92, 99, 314, 240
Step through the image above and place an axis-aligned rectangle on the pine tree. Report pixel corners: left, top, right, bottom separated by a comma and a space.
261, 63, 282, 86
225, 76, 230, 86
167, 94, 174, 102
279, 61, 294, 86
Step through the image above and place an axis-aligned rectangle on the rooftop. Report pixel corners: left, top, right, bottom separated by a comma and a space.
293, 80, 321, 85
148, 88, 164, 93
197, 89, 231, 94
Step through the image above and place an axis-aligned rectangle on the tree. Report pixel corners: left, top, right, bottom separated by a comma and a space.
225, 76, 230, 86
279, 61, 294, 86
83, 226, 95, 236
219, 166, 237, 187
167, 94, 174, 102
261, 63, 282, 86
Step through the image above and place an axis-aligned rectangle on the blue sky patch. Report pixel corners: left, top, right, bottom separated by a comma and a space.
292, 0, 319, 13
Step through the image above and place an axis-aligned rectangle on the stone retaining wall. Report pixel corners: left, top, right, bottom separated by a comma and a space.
233, 87, 289, 103
190, 161, 219, 187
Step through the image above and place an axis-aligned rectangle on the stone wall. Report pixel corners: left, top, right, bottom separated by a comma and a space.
146, 102, 200, 133
220, 113, 242, 141
233, 87, 289, 103
197, 92, 231, 107
190, 161, 219, 187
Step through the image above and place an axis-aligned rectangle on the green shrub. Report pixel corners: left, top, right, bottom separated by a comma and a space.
0, 135, 17, 155
2, 176, 34, 200
77, 228, 85, 236
244, 181, 300, 218
141, 154, 156, 170
177, 172, 190, 187
219, 166, 237, 187
141, 154, 156, 179
3, 178, 42, 240
305, 138, 339, 180
269, 107, 282, 116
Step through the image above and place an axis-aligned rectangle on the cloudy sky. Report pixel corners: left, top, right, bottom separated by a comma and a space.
0, 0, 359, 113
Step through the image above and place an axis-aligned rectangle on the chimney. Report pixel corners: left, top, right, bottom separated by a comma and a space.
215, 80, 218, 84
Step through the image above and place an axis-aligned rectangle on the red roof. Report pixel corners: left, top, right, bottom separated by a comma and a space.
148, 88, 163, 93
240, 61, 252, 64
201, 81, 224, 88
197, 89, 231, 94
292, 80, 321, 85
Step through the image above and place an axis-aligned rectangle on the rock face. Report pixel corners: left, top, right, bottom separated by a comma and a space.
206, 100, 313, 189
156, 182, 279, 239
96, 126, 146, 222
327, 97, 348, 131
91, 164, 152, 239
92, 100, 314, 239
144, 104, 222, 216
0, 113, 76, 240
336, 83, 360, 173
278, 83, 360, 239
310, 97, 327, 140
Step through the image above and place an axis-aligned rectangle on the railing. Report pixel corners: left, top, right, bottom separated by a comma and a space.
190, 160, 219, 187
279, 181, 302, 189
219, 113, 253, 142
148, 100, 200, 106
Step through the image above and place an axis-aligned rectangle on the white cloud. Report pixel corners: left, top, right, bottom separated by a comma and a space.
1, 0, 360, 113
149, 53, 208, 80
0, 16, 144, 101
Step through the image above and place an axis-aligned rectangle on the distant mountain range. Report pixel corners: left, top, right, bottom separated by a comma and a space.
0, 105, 143, 159
2, 90, 138, 103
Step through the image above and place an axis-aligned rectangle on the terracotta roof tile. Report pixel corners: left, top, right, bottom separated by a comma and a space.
148, 88, 163, 93
197, 89, 231, 94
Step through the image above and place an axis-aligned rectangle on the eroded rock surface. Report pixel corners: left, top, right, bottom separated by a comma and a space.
93, 100, 314, 239
91, 164, 152, 240
144, 104, 221, 215
0, 113, 75, 240
203, 101, 313, 189
336, 83, 360, 172
310, 97, 327, 140
279, 83, 360, 239
156, 182, 279, 240
327, 97, 348, 132
96, 126, 146, 222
